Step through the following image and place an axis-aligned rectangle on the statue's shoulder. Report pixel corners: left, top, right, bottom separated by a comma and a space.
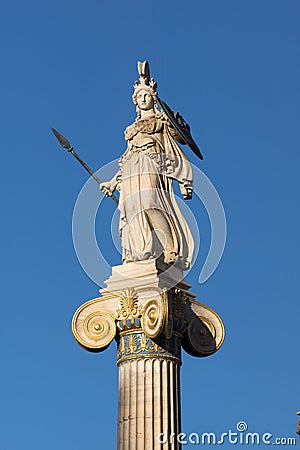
124, 121, 137, 140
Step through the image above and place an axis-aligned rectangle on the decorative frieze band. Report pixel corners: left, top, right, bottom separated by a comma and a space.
116, 330, 182, 365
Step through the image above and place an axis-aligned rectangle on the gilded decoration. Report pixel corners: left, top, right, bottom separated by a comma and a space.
141, 298, 165, 339
116, 288, 141, 320
116, 330, 181, 365
71, 284, 224, 356
72, 310, 116, 351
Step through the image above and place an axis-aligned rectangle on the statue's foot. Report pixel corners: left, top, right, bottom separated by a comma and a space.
164, 251, 177, 264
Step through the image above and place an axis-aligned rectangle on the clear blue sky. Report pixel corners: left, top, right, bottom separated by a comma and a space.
1, 1, 299, 449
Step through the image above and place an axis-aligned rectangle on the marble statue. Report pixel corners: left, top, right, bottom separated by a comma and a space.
101, 61, 197, 269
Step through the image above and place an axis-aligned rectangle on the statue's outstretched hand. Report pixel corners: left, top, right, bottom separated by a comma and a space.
180, 181, 193, 200
100, 180, 116, 197
183, 188, 193, 200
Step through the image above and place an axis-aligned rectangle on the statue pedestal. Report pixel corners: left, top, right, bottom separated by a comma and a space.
100, 259, 192, 295
72, 261, 225, 449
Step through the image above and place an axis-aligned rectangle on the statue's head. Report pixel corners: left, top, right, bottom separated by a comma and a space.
134, 89, 154, 111
132, 61, 159, 116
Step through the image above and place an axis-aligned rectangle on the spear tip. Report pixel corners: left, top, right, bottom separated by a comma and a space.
51, 127, 72, 150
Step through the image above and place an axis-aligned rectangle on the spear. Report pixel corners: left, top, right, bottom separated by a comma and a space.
51, 128, 119, 204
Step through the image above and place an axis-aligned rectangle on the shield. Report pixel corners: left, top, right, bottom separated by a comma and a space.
157, 97, 203, 160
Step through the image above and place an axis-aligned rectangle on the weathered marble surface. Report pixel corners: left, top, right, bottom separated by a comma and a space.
100, 61, 194, 269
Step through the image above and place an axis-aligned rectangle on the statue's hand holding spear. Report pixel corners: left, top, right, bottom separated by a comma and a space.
51, 128, 119, 204
99, 174, 121, 199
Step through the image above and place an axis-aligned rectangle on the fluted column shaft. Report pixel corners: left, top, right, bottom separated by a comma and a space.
117, 330, 182, 450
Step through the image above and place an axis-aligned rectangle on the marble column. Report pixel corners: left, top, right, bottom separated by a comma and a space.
72, 260, 225, 450
117, 330, 181, 449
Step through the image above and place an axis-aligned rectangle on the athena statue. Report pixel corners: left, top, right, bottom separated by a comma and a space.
101, 61, 197, 270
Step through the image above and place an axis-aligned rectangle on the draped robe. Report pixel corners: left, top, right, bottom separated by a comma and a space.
115, 112, 194, 269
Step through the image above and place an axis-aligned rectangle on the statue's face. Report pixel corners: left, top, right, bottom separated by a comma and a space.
136, 90, 154, 110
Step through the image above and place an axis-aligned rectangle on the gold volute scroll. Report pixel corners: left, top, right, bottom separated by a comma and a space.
72, 302, 116, 352
182, 301, 225, 357
141, 298, 166, 339
185, 316, 216, 355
